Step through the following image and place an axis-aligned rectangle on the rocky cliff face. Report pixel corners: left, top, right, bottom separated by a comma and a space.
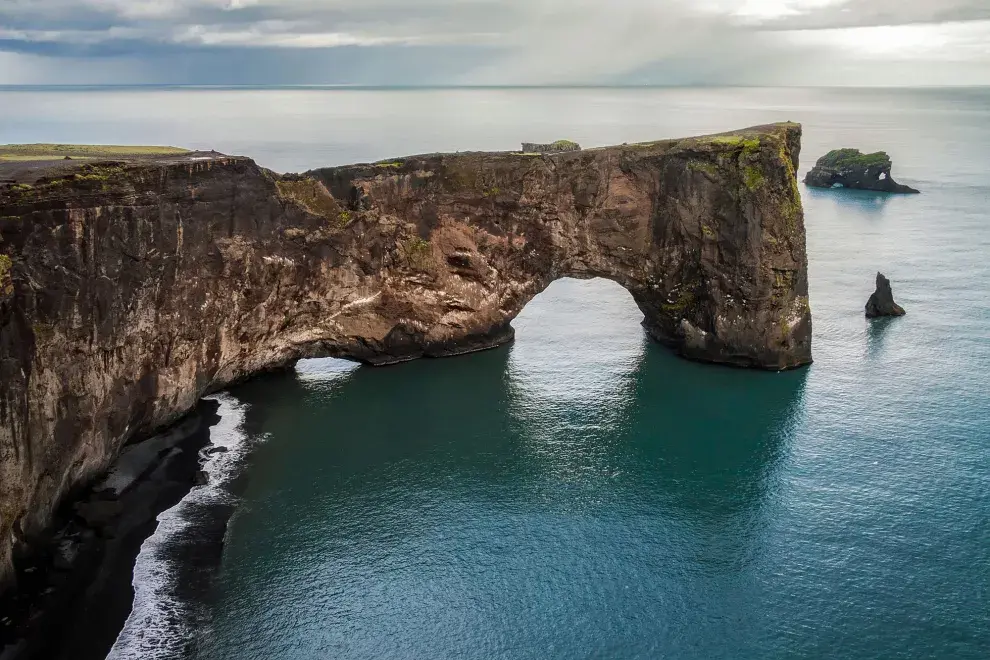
0, 122, 811, 589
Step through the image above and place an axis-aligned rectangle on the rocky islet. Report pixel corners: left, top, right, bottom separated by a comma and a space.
804, 148, 919, 193
866, 272, 907, 318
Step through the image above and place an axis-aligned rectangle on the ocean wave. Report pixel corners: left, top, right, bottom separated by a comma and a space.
106, 392, 252, 660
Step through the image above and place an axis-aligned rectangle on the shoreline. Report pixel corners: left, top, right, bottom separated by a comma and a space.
0, 400, 221, 660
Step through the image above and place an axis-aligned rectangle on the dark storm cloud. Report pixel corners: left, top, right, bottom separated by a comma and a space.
0, 1, 988, 85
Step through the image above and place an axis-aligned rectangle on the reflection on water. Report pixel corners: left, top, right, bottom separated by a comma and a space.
866, 316, 899, 360
802, 185, 893, 216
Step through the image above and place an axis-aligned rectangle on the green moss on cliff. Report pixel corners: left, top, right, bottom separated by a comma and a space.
0, 254, 12, 295
817, 148, 890, 169
71, 164, 128, 189
777, 139, 804, 232
743, 166, 766, 191
276, 178, 347, 226
702, 136, 761, 155
375, 161, 404, 169
688, 160, 719, 177
661, 290, 695, 314
404, 237, 433, 269
76, 164, 126, 180
551, 140, 580, 150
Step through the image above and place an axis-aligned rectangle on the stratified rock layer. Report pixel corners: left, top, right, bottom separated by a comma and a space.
0, 123, 812, 588
804, 148, 919, 193
866, 272, 906, 318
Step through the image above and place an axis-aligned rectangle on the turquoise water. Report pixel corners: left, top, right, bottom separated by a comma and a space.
3, 87, 988, 659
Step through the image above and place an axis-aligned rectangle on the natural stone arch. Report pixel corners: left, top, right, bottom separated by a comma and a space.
306, 121, 810, 369
0, 122, 810, 588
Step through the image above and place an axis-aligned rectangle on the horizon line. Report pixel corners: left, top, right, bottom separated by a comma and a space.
1, 83, 990, 91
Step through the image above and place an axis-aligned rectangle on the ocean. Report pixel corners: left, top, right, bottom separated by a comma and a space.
3, 86, 988, 659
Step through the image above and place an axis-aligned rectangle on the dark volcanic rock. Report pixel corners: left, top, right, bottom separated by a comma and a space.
805, 149, 919, 193
0, 401, 218, 660
866, 272, 906, 318
0, 123, 813, 589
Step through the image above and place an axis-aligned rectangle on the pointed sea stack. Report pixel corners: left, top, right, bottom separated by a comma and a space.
866, 272, 906, 318
805, 149, 919, 193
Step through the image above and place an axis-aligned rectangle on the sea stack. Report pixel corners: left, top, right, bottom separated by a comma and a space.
865, 272, 906, 318
805, 149, 919, 193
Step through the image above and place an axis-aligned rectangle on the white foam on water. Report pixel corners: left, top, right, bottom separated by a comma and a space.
106, 392, 252, 660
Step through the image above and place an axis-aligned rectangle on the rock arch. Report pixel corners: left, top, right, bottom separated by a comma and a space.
0, 122, 810, 587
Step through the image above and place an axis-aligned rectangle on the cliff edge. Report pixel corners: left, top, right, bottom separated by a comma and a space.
0, 123, 812, 589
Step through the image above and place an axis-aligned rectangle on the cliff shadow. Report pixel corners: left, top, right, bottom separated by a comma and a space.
802, 184, 893, 217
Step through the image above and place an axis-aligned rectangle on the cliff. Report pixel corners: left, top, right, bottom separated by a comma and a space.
804, 148, 919, 193
0, 122, 812, 589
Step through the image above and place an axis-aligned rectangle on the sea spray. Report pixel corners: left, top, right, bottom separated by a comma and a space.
107, 393, 255, 659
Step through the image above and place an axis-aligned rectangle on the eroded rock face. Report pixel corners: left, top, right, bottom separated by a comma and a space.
805, 149, 919, 194
866, 272, 906, 318
0, 123, 812, 589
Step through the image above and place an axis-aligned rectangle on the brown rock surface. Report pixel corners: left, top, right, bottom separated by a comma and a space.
0, 123, 812, 589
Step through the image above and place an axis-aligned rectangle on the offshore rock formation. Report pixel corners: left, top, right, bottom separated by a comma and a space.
0, 123, 812, 589
805, 149, 920, 194
866, 272, 906, 318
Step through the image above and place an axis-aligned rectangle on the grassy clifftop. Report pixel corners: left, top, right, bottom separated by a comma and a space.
0, 144, 189, 162
816, 148, 890, 169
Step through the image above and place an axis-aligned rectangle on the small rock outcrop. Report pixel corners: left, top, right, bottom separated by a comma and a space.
0, 123, 812, 590
805, 149, 919, 193
520, 140, 581, 153
865, 272, 906, 317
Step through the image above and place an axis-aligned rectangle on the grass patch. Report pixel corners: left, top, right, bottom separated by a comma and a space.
816, 149, 890, 169
73, 163, 127, 184
551, 140, 580, 150
375, 161, 404, 169
699, 135, 761, 155
0, 144, 189, 161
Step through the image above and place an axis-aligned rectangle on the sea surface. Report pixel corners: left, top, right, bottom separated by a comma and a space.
2, 87, 988, 659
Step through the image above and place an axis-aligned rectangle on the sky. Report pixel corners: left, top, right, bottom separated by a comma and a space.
0, 0, 988, 86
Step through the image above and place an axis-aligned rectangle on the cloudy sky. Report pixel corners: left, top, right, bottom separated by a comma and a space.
1, 0, 988, 85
